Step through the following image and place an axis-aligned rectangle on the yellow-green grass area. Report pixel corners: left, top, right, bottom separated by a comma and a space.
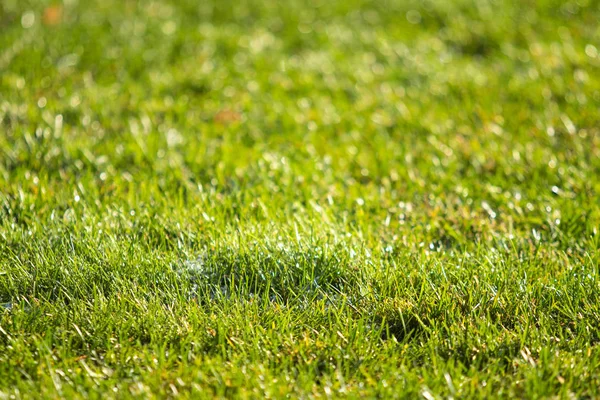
1, 0, 600, 398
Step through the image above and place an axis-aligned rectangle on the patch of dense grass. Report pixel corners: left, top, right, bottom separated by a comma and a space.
1, 0, 600, 397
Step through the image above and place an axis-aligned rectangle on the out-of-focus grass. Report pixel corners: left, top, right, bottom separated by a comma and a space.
1, 0, 600, 398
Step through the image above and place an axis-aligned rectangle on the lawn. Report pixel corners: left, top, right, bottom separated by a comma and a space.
1, 0, 600, 398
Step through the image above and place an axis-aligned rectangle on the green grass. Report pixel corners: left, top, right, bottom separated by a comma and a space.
1, 0, 600, 397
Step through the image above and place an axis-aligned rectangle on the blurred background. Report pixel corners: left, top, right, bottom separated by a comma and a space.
1, 0, 599, 247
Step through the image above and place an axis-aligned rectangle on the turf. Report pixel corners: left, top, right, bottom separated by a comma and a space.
1, 0, 600, 398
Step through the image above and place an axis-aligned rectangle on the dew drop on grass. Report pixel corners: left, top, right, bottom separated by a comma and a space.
482, 201, 497, 219
585, 44, 598, 58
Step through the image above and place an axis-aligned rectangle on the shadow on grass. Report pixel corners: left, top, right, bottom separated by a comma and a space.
176, 245, 360, 305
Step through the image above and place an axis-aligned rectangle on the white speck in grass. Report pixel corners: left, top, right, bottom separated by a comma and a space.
561, 115, 576, 135
37, 97, 47, 108
421, 388, 435, 400
585, 44, 598, 58
70, 95, 81, 108
21, 11, 35, 29
356, 198, 365, 206
574, 69, 588, 83
551, 186, 560, 195
74, 194, 80, 202
166, 128, 182, 147
57, 54, 80, 70
481, 201, 497, 219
